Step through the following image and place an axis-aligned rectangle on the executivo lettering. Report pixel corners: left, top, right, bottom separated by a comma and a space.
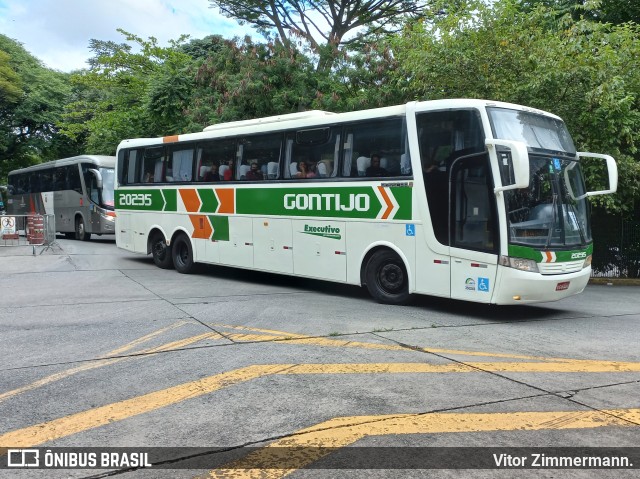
284, 193, 369, 212
302, 224, 341, 240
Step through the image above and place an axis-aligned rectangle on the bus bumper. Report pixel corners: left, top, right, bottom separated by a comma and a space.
492, 266, 591, 305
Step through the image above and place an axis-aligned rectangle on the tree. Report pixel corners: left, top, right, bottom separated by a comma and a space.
191, 36, 318, 126
63, 30, 195, 154
207, 0, 435, 73
517, 0, 640, 24
0, 35, 78, 181
389, 0, 640, 213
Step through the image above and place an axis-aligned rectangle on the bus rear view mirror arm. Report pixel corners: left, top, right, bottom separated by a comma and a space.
485, 139, 530, 193
577, 152, 618, 197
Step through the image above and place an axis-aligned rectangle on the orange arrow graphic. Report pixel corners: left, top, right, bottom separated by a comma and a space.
189, 215, 213, 239
179, 189, 202, 213
215, 188, 235, 214
377, 186, 394, 219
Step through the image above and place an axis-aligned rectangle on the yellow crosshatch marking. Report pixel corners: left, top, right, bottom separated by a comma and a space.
1, 321, 639, 461
201, 409, 640, 479
1, 360, 640, 449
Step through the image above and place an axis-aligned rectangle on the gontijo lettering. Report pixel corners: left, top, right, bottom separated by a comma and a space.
284, 193, 369, 212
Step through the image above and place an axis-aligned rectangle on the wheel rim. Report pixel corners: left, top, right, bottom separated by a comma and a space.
377, 263, 405, 294
78, 220, 84, 236
176, 242, 189, 266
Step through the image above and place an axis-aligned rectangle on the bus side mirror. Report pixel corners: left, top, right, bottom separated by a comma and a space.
485, 139, 530, 193
88, 169, 103, 189
577, 152, 618, 197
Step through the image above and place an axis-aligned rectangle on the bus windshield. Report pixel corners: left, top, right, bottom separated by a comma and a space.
503, 156, 592, 248
100, 167, 115, 208
488, 107, 576, 155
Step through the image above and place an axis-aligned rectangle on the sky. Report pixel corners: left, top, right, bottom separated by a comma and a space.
0, 0, 257, 72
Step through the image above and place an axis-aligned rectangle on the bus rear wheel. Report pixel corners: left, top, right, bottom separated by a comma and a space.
150, 233, 173, 269
365, 250, 410, 305
172, 234, 195, 274
75, 216, 91, 241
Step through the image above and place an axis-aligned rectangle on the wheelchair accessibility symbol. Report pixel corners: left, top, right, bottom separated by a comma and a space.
405, 224, 415, 237
478, 277, 490, 292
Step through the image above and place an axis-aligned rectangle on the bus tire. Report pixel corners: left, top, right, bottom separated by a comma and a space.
365, 249, 410, 305
75, 216, 91, 241
150, 232, 173, 269
172, 234, 195, 274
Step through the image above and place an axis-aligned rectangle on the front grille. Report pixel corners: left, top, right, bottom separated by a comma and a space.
538, 260, 584, 275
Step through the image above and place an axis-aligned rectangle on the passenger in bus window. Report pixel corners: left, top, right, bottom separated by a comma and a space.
295, 161, 316, 179
222, 159, 234, 181
245, 162, 264, 180
204, 164, 220, 182
143, 171, 154, 183
365, 154, 388, 177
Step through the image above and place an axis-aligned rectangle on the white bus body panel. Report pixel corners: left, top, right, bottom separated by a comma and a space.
254, 218, 293, 274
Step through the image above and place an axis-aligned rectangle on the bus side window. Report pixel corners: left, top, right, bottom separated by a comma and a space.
342, 118, 403, 178
168, 148, 194, 182
68, 166, 82, 193
142, 147, 165, 183
287, 127, 339, 179
238, 133, 282, 181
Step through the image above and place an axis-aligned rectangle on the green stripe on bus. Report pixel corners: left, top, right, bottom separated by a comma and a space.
198, 189, 218, 214
236, 186, 411, 220
162, 190, 177, 212
508, 244, 593, 262
391, 186, 412, 220
210, 215, 230, 241
115, 190, 165, 211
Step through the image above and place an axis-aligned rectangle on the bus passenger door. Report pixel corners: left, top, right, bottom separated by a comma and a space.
449, 153, 499, 302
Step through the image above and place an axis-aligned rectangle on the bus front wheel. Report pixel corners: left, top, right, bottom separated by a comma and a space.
75, 216, 91, 241
172, 234, 195, 274
365, 250, 410, 305
151, 233, 173, 269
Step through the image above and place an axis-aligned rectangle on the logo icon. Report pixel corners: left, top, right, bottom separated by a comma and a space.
301, 224, 341, 240
405, 224, 415, 236
465, 278, 476, 291
8, 449, 39, 468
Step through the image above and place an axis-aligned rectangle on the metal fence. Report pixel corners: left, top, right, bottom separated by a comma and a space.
0, 214, 56, 248
591, 212, 640, 279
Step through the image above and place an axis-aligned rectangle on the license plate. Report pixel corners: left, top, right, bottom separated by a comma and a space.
556, 281, 570, 291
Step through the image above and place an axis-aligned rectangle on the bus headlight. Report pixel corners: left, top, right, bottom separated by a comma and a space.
499, 256, 539, 273
583, 254, 592, 268
101, 211, 116, 221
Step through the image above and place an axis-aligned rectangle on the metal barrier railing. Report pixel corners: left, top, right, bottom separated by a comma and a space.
1, 214, 56, 249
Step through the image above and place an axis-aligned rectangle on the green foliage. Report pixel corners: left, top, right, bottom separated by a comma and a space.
191, 36, 317, 127
517, 0, 640, 25
312, 39, 405, 112
0, 50, 22, 107
390, 0, 640, 213
207, 0, 435, 73
0, 35, 78, 181
62, 30, 195, 154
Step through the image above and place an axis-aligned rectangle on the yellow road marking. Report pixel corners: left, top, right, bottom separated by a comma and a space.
0, 365, 289, 448
3, 360, 640, 448
0, 322, 214, 404
106, 321, 190, 356
203, 409, 640, 478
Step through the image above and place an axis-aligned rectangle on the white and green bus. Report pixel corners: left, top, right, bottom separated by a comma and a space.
8, 155, 116, 240
114, 99, 617, 304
